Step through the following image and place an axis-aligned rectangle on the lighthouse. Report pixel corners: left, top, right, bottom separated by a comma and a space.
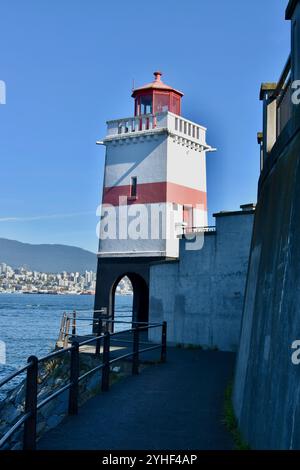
95, 72, 213, 325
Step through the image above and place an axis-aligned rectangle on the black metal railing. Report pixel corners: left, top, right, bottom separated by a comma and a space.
183, 226, 216, 235
57, 310, 149, 345
0, 319, 167, 451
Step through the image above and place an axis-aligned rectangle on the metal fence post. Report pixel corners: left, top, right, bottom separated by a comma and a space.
95, 318, 102, 357
132, 323, 139, 375
63, 316, 70, 349
101, 332, 110, 392
23, 355, 38, 450
72, 310, 77, 336
58, 312, 66, 343
69, 342, 79, 415
161, 321, 167, 363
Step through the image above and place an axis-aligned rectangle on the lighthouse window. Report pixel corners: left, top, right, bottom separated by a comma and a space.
130, 177, 137, 197
140, 95, 152, 115
155, 92, 169, 113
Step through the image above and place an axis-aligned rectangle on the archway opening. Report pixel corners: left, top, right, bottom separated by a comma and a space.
112, 273, 149, 332
114, 276, 133, 332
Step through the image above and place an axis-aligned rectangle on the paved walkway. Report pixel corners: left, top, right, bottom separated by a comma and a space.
38, 348, 235, 450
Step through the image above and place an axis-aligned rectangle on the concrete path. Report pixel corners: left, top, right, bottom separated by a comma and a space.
38, 349, 235, 450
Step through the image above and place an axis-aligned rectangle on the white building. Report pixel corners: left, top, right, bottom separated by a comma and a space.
95, 72, 214, 324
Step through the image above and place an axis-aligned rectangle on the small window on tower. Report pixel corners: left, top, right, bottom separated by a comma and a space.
130, 176, 137, 198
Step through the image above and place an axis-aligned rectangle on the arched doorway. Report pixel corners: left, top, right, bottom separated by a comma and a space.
111, 272, 149, 331
113, 276, 133, 332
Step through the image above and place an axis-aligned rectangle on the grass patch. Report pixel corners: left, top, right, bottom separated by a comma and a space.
224, 382, 250, 450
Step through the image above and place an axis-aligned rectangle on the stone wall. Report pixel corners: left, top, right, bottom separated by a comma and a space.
233, 127, 300, 449
148, 209, 254, 351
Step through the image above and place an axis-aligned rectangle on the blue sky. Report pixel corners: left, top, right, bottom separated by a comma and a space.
0, 0, 290, 252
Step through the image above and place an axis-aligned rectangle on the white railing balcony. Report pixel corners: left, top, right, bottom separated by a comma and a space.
106, 114, 158, 136
105, 112, 207, 145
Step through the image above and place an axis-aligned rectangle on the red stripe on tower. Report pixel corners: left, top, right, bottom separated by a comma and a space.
103, 182, 207, 209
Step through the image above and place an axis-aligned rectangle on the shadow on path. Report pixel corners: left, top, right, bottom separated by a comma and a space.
38, 348, 235, 450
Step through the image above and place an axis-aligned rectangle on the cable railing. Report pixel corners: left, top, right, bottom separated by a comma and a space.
0, 319, 167, 451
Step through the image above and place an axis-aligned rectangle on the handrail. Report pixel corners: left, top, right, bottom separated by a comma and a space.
37, 383, 72, 411
0, 363, 32, 389
67, 317, 154, 324
38, 345, 74, 364
0, 320, 167, 451
0, 413, 31, 449
78, 363, 104, 383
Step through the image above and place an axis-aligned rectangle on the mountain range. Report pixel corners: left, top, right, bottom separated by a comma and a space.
0, 238, 97, 273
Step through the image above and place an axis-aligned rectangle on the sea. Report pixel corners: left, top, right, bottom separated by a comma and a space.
0, 293, 133, 398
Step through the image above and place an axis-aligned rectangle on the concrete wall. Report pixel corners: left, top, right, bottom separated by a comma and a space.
149, 210, 254, 351
232, 2, 300, 450
233, 128, 300, 450
104, 134, 167, 187
167, 136, 207, 192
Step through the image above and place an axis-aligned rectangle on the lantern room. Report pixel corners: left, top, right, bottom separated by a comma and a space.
132, 71, 183, 117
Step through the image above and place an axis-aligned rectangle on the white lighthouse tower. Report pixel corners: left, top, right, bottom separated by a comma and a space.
95, 72, 213, 324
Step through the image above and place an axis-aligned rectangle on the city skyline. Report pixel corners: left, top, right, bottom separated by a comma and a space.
0, 262, 133, 295
0, 261, 97, 295
0, 0, 290, 252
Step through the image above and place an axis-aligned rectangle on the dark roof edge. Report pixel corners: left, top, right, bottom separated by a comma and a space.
286, 0, 299, 19
213, 210, 255, 218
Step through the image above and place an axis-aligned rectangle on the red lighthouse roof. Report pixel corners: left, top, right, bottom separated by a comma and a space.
132, 72, 183, 116
132, 71, 184, 97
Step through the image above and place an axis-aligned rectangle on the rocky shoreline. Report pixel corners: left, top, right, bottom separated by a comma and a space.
0, 352, 130, 450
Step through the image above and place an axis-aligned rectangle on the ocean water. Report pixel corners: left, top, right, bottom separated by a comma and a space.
0, 293, 133, 394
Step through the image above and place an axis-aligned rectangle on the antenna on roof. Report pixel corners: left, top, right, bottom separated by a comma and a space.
132, 78, 135, 91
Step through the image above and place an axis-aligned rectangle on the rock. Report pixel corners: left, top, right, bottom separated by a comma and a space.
13, 384, 25, 405
1, 403, 20, 424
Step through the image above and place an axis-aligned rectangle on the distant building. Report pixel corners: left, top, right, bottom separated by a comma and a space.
0, 263, 7, 275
